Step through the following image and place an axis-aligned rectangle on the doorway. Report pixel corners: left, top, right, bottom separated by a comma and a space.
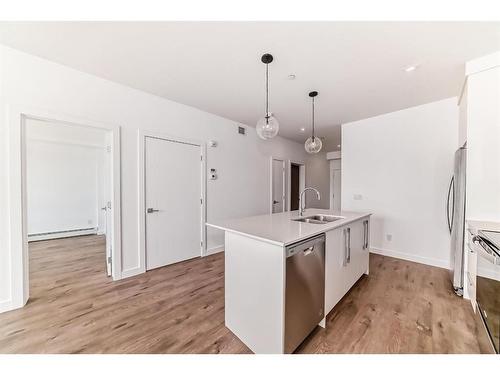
8, 107, 122, 311
140, 132, 206, 271
270, 158, 286, 213
290, 164, 300, 211
25, 119, 113, 276
287, 160, 306, 211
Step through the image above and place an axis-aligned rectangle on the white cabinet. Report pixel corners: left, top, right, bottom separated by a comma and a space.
350, 218, 370, 279
325, 228, 349, 313
325, 217, 370, 315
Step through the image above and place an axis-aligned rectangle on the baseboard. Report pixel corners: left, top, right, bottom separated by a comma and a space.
0, 299, 15, 314
370, 246, 450, 269
206, 246, 224, 256
477, 265, 500, 280
28, 228, 97, 242
120, 266, 145, 279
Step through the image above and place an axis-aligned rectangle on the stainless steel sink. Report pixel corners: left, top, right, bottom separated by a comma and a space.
292, 215, 344, 224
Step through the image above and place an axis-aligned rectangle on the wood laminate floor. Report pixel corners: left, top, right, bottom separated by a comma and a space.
0, 235, 483, 353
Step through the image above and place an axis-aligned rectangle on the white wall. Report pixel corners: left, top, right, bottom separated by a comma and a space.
26, 119, 107, 237
0, 45, 321, 310
342, 98, 458, 268
305, 151, 330, 209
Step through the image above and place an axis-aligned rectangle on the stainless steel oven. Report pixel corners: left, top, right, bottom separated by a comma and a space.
474, 230, 500, 353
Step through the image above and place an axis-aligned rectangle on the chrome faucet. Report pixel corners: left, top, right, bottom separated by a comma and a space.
299, 187, 321, 217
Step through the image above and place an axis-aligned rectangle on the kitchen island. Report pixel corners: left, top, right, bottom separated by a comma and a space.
207, 209, 371, 354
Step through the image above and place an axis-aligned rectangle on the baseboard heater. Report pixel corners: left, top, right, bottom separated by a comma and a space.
28, 227, 97, 242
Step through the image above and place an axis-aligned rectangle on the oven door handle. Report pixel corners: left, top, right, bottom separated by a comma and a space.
474, 236, 500, 266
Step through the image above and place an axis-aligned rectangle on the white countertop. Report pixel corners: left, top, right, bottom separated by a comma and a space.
207, 209, 371, 246
467, 219, 500, 233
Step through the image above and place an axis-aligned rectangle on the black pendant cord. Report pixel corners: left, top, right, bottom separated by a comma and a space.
312, 96, 315, 140
265, 62, 269, 124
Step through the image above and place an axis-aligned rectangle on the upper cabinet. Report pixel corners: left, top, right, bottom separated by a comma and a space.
458, 80, 467, 148
460, 51, 500, 223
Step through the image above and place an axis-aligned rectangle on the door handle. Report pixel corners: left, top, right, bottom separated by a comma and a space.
101, 207, 107, 211
303, 246, 314, 256
273, 200, 279, 204
147, 208, 160, 213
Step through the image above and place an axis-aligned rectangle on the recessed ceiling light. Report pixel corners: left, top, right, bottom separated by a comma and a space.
404, 65, 419, 72
300, 127, 305, 132
288, 74, 296, 80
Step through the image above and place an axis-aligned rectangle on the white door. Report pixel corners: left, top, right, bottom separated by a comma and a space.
145, 136, 202, 270
332, 169, 341, 210
272, 159, 285, 213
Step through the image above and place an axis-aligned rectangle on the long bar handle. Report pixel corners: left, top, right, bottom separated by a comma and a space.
347, 227, 351, 263
446, 176, 454, 234
363, 220, 369, 250
343, 228, 348, 266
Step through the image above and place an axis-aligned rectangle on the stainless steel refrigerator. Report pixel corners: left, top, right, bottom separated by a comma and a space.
447, 146, 467, 295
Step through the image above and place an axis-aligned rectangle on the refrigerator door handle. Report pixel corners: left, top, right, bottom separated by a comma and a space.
446, 176, 454, 234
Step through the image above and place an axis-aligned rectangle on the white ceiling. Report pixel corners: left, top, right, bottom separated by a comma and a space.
1, 22, 499, 147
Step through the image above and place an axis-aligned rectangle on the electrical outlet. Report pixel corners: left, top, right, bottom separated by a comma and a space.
386, 234, 392, 241
353, 194, 363, 200
88, 219, 93, 225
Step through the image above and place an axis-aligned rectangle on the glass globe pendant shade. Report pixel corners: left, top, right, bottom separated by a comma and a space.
256, 113, 280, 140
305, 135, 322, 154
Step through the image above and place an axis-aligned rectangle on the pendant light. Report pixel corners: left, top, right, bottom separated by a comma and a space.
305, 91, 322, 154
256, 53, 279, 140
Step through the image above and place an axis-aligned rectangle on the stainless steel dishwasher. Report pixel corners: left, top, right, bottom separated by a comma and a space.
284, 234, 325, 353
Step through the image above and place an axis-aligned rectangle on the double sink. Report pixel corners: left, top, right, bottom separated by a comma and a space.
292, 214, 344, 225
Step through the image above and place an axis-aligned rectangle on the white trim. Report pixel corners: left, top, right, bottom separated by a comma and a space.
286, 160, 305, 212
269, 157, 286, 214
206, 245, 224, 256
28, 228, 98, 242
370, 246, 449, 269
26, 136, 107, 150
138, 129, 207, 275
6, 104, 123, 312
121, 266, 144, 279
0, 299, 16, 314
326, 151, 341, 160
